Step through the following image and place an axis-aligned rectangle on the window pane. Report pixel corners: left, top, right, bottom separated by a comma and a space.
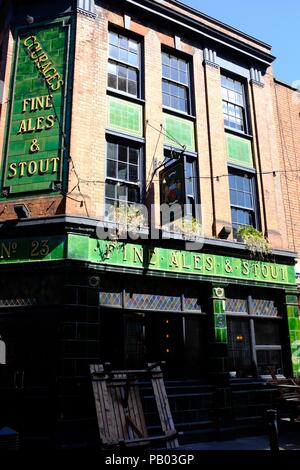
170, 56, 178, 68
162, 53, 169, 65
254, 320, 280, 345
228, 90, 236, 103
162, 65, 170, 78
128, 68, 137, 81
129, 148, 139, 164
170, 96, 179, 110
178, 98, 187, 112
163, 93, 170, 107
117, 184, 126, 200
128, 186, 139, 203
105, 182, 115, 199
170, 83, 178, 97
128, 51, 138, 66
128, 80, 137, 95
108, 73, 117, 89
109, 44, 119, 59
244, 193, 252, 208
118, 76, 127, 92
119, 146, 127, 162
119, 48, 128, 63
118, 65, 127, 77
107, 142, 117, 160
129, 165, 138, 182
237, 192, 244, 207
230, 189, 237, 205
109, 32, 118, 46
170, 67, 179, 81
236, 176, 244, 191
107, 160, 116, 178
128, 39, 138, 52
178, 85, 186, 99
120, 36, 128, 49
118, 162, 127, 180
179, 71, 187, 84
178, 59, 186, 71
229, 174, 236, 189
234, 81, 243, 93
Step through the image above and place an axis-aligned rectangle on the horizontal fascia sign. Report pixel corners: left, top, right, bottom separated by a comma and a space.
0, 234, 295, 286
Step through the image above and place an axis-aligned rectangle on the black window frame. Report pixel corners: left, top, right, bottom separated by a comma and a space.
105, 136, 143, 208
228, 166, 259, 239
221, 73, 249, 135
107, 29, 142, 99
225, 295, 285, 377
161, 50, 192, 115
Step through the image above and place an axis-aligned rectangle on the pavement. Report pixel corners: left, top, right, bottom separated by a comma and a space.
181, 433, 300, 450
180, 420, 300, 450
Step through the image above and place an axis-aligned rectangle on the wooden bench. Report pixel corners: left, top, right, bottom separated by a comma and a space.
90, 363, 179, 449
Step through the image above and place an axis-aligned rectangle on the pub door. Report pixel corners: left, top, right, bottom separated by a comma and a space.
0, 314, 54, 447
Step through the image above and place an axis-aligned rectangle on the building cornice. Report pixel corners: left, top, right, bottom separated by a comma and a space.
119, 0, 275, 66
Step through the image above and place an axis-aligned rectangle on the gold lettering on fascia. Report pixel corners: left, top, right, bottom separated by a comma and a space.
0, 242, 18, 259
23, 36, 64, 91
8, 157, 60, 179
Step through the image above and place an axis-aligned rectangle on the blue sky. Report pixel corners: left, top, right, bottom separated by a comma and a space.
180, 0, 299, 84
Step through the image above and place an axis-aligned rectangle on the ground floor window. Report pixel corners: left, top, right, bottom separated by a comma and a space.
226, 295, 284, 377
100, 309, 208, 379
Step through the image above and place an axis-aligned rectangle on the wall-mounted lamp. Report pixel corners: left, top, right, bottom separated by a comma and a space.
218, 225, 231, 240
14, 203, 31, 219
236, 335, 244, 342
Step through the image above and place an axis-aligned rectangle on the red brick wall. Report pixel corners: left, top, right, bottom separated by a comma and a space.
0, 1, 292, 253
273, 79, 300, 253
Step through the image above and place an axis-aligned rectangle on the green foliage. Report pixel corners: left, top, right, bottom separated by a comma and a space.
237, 226, 271, 258
172, 217, 202, 239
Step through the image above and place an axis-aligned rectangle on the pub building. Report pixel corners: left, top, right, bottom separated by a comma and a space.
0, 0, 299, 448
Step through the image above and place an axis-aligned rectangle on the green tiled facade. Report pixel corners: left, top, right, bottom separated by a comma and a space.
212, 287, 228, 344
1, 20, 70, 195
226, 133, 253, 168
286, 293, 300, 377
108, 96, 143, 137
163, 114, 195, 151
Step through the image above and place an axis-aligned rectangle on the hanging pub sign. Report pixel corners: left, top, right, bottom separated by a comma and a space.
1, 18, 72, 196
159, 159, 186, 220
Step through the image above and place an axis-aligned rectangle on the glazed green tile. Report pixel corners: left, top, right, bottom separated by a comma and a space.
163, 114, 195, 151
108, 96, 143, 136
8, 140, 26, 156
286, 295, 298, 304
288, 318, 298, 330
287, 305, 299, 318
226, 133, 253, 167
214, 300, 225, 314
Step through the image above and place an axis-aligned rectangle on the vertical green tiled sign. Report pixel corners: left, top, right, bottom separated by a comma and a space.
1, 20, 71, 195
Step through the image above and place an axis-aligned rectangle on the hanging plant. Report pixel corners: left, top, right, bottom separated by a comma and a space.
107, 204, 147, 239
237, 226, 271, 258
171, 217, 203, 240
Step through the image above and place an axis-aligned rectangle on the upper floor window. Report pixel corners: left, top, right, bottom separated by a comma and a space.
162, 52, 190, 113
108, 31, 140, 97
229, 170, 257, 238
221, 75, 247, 133
105, 139, 141, 207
